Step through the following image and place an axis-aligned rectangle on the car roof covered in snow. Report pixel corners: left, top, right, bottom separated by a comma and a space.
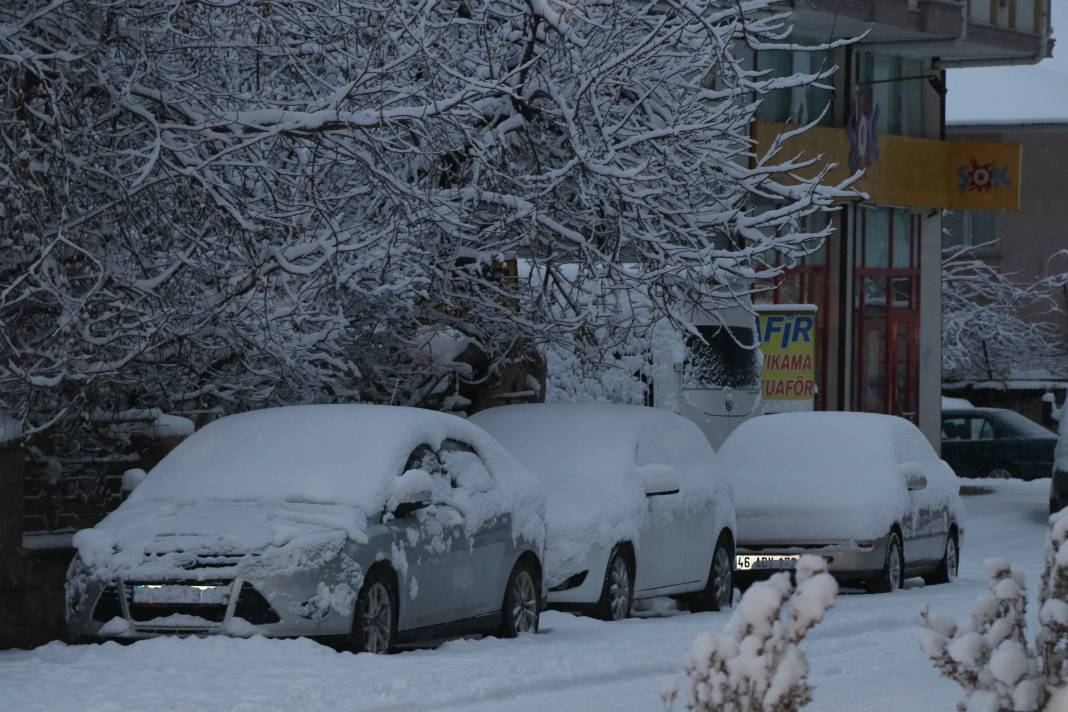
132, 404, 532, 509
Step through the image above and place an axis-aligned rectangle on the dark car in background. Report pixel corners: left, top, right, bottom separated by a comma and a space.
941, 408, 1057, 480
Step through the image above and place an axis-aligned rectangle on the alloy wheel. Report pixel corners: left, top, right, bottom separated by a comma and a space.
946, 537, 959, 579
510, 570, 539, 634
362, 582, 393, 654
889, 540, 903, 591
988, 467, 1014, 479
712, 546, 733, 608
609, 556, 631, 621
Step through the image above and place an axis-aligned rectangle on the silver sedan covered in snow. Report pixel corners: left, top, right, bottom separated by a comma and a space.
472, 403, 737, 620
66, 405, 546, 652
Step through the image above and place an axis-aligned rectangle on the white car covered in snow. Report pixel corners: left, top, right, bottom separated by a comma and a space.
718, 412, 964, 593
471, 403, 736, 620
66, 405, 546, 652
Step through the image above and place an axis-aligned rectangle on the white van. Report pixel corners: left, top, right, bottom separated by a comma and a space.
656, 299, 763, 449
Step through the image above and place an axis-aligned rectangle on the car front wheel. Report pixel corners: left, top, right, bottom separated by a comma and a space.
594, 547, 633, 621
685, 536, 734, 613
351, 570, 397, 654
926, 532, 959, 585
500, 559, 540, 637
867, 531, 904, 594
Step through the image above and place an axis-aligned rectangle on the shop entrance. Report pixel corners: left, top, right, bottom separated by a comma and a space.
853, 206, 920, 421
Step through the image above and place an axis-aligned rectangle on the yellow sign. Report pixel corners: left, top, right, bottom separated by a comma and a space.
757, 307, 816, 407
752, 122, 1022, 211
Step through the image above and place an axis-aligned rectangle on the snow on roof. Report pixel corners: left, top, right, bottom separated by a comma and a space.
131, 404, 536, 512
942, 396, 975, 409
947, 0, 1068, 127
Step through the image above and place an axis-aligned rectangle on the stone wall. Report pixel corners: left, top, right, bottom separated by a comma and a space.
0, 445, 76, 649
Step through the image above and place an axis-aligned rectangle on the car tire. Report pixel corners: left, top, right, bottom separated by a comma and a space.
926, 531, 959, 585
350, 569, 397, 654
500, 558, 540, 638
1053, 498, 1064, 515
867, 531, 904, 594
986, 466, 1016, 480
685, 535, 734, 613
594, 547, 633, 621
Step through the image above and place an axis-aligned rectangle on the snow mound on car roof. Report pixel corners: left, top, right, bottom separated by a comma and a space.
718, 412, 962, 542
75, 405, 544, 572
471, 403, 731, 585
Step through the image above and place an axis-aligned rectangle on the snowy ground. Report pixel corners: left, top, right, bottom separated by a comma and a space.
2, 478, 1052, 712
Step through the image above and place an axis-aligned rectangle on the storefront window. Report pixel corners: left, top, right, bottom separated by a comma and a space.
944, 210, 999, 252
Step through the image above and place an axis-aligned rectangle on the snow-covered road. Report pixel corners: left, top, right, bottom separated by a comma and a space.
2, 479, 1052, 712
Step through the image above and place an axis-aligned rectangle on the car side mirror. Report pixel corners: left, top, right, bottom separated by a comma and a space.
905, 473, 928, 491
632, 463, 680, 497
393, 486, 433, 518
387, 469, 436, 519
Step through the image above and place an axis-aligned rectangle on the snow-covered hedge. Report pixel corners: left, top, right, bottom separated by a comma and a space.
662, 555, 838, 711
919, 511, 1068, 710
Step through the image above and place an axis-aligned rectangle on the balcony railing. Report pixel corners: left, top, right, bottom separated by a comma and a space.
969, 0, 1049, 34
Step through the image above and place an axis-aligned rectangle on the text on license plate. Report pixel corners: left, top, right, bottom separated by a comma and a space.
132, 584, 230, 605
735, 554, 801, 571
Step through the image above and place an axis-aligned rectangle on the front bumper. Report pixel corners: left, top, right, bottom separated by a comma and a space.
67, 574, 355, 642
735, 539, 888, 585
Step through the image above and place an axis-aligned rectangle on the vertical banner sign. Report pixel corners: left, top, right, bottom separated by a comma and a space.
756, 306, 817, 413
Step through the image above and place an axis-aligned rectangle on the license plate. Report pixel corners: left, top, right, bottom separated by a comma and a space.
735, 554, 801, 571
132, 584, 230, 605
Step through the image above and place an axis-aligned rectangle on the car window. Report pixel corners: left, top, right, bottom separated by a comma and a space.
942, 416, 968, 440
942, 416, 993, 441
973, 417, 995, 440
439, 440, 494, 494
404, 444, 446, 477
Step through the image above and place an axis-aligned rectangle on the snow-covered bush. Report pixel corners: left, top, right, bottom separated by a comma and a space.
919, 511, 1068, 711
662, 555, 838, 711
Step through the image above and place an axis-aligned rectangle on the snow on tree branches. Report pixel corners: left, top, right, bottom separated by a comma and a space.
919, 511, 1068, 711
662, 555, 839, 712
942, 245, 1068, 382
1, 1, 858, 436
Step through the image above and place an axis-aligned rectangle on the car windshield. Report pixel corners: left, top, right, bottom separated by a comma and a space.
991, 410, 1054, 438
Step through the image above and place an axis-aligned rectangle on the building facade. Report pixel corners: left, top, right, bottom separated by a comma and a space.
751, 0, 1051, 446
943, 118, 1068, 417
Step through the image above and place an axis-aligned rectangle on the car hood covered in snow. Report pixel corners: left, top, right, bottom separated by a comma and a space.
718, 412, 963, 543
73, 499, 366, 581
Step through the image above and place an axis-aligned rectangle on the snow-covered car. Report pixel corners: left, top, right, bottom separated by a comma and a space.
66, 405, 546, 652
718, 412, 963, 593
470, 403, 736, 620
